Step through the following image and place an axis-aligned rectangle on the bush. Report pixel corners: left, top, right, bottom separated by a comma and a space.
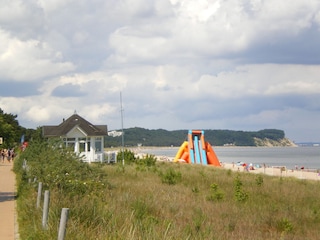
14, 139, 109, 197
117, 149, 136, 164
234, 175, 248, 202
255, 175, 264, 186
135, 154, 157, 171
206, 183, 224, 202
160, 167, 182, 185
276, 218, 293, 233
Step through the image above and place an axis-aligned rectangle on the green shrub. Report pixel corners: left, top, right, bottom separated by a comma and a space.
117, 149, 136, 164
206, 183, 224, 202
135, 154, 157, 171
14, 139, 110, 197
255, 175, 264, 186
234, 175, 248, 202
276, 218, 293, 233
160, 167, 182, 185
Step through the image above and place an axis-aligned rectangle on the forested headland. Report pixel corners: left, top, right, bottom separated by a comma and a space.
105, 127, 295, 147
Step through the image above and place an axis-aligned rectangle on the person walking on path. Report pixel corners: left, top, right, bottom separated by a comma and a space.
0, 161, 17, 239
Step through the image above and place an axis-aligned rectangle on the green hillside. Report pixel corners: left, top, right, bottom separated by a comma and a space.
105, 128, 287, 147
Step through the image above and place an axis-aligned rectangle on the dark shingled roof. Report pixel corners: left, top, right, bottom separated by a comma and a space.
42, 113, 108, 137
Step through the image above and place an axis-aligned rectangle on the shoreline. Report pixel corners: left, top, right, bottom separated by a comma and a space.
134, 151, 320, 181
222, 162, 320, 181
106, 146, 320, 181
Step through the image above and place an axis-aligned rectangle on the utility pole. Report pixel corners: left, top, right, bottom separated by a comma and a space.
120, 92, 125, 165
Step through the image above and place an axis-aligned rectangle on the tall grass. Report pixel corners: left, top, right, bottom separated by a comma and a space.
14, 141, 320, 239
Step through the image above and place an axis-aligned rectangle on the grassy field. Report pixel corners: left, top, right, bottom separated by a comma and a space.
14, 141, 320, 239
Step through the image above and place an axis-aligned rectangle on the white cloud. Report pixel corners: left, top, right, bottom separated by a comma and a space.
108, 27, 169, 63
0, 1, 44, 38
172, 0, 221, 22
26, 106, 51, 122
197, 64, 320, 98
1, 0, 320, 142
0, 29, 75, 81
39, 71, 128, 99
37, 0, 75, 13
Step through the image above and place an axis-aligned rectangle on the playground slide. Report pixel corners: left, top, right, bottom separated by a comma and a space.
174, 130, 221, 167
188, 132, 195, 164
205, 142, 221, 166
174, 141, 188, 162
199, 133, 208, 165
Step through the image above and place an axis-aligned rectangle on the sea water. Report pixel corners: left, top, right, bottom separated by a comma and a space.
140, 146, 320, 170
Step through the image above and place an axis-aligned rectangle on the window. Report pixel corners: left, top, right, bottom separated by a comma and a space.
65, 138, 75, 151
95, 137, 102, 152
79, 138, 86, 152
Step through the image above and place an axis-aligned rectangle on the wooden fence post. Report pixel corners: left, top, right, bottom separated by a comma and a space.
42, 190, 50, 229
58, 208, 69, 240
37, 182, 42, 208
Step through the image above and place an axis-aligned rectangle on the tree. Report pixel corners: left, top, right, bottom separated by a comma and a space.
0, 108, 23, 148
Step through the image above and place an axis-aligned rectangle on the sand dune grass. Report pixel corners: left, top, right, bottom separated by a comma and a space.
14, 143, 320, 239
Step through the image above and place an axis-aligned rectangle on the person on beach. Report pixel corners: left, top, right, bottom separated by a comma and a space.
9, 148, 15, 162
1, 149, 4, 163
243, 163, 249, 171
1, 149, 7, 163
7, 148, 11, 163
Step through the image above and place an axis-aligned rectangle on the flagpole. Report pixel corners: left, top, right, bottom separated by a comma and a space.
120, 92, 125, 165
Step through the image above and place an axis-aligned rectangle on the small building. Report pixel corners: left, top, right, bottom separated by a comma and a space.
42, 113, 108, 163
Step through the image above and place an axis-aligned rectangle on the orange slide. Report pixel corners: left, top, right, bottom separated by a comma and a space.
205, 142, 220, 166
173, 141, 190, 163
174, 130, 221, 167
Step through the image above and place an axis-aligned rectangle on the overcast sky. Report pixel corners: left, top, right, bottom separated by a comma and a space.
1, 0, 320, 142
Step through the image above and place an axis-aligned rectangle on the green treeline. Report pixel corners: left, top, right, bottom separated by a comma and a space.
0, 108, 40, 148
105, 127, 285, 147
0, 107, 285, 148
0, 109, 21, 147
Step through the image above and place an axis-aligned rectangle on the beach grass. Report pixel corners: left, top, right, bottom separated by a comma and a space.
14, 142, 320, 239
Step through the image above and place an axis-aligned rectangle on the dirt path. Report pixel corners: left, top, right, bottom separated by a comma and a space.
0, 161, 18, 239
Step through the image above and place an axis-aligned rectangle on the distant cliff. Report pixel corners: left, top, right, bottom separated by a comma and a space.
254, 137, 297, 147
105, 128, 296, 147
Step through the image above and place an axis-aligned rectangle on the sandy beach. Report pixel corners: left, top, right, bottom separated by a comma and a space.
222, 163, 320, 181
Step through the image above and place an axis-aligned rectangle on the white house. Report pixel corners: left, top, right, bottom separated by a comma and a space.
42, 113, 108, 163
